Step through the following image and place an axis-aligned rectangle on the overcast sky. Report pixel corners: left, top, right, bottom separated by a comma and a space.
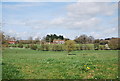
2, 1, 118, 40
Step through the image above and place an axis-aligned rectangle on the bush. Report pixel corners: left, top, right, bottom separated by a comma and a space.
99, 45, 105, 50
2, 44, 9, 47
85, 45, 91, 50
14, 45, 16, 47
52, 45, 63, 51
41, 44, 45, 51
40, 42, 46, 51
80, 45, 83, 50
94, 43, 99, 50
18, 44, 23, 48
8, 45, 11, 47
51, 45, 55, 51
12, 45, 17, 47
80, 45, 86, 50
108, 38, 120, 50
37, 48, 41, 51
44, 44, 49, 51
25, 45, 29, 48
30, 45, 37, 50
40, 44, 49, 51
75, 45, 80, 50
65, 40, 76, 53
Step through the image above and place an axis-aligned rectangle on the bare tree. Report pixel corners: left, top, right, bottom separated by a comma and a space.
28, 36, 33, 44
35, 36, 41, 44
88, 36, 94, 43
108, 38, 120, 50
74, 35, 94, 44
74, 34, 88, 44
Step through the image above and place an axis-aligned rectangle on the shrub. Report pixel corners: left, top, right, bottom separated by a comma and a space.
40, 44, 49, 51
18, 44, 23, 48
30, 45, 37, 50
65, 40, 76, 53
41, 42, 45, 51
86, 45, 91, 50
44, 44, 49, 51
99, 45, 105, 50
51, 45, 55, 51
53, 45, 63, 51
11, 45, 14, 47
14, 45, 17, 47
61, 45, 65, 51
8, 46, 11, 47
81, 45, 86, 50
108, 38, 120, 50
37, 48, 41, 51
94, 43, 99, 50
25, 45, 29, 48
80, 45, 83, 50
2, 44, 9, 47
52, 45, 57, 51
75, 45, 80, 50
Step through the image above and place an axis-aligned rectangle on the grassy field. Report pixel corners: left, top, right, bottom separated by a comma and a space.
2, 48, 118, 79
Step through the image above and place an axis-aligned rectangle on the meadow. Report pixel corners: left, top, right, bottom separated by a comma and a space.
2, 48, 118, 79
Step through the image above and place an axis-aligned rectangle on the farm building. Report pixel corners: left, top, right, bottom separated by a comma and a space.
53, 40, 65, 44
8, 41, 16, 44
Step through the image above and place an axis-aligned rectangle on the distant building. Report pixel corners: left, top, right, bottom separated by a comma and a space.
111, 38, 120, 40
8, 41, 16, 44
105, 44, 110, 50
53, 40, 65, 44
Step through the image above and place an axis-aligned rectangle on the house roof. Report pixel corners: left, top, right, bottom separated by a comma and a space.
8, 41, 16, 43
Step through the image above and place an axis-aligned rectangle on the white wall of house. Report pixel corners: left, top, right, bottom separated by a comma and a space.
53, 40, 65, 44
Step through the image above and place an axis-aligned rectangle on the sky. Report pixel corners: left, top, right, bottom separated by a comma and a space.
2, 0, 119, 2
1, 1, 118, 40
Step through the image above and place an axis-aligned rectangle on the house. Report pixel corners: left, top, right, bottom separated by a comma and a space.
105, 44, 110, 50
8, 41, 16, 44
53, 40, 65, 44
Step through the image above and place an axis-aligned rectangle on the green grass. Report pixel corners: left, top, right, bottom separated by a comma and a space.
2, 48, 118, 79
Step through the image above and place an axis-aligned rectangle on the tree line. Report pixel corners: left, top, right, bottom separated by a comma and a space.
1, 32, 120, 50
